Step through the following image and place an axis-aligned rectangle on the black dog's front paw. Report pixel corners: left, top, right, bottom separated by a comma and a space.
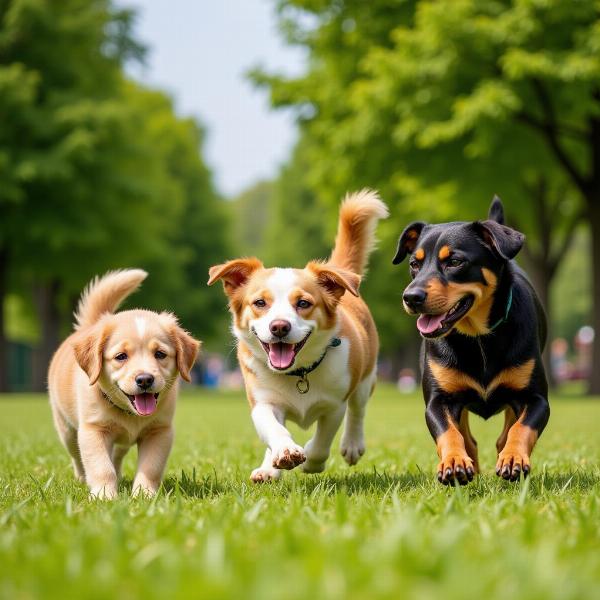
496, 449, 530, 482
437, 453, 475, 486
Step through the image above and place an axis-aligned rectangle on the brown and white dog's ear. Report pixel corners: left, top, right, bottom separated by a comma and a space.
171, 326, 201, 383
392, 221, 426, 265
72, 324, 112, 385
307, 262, 361, 300
207, 258, 263, 296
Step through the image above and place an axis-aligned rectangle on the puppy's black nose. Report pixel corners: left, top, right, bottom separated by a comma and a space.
269, 319, 291, 338
403, 288, 427, 311
135, 373, 155, 390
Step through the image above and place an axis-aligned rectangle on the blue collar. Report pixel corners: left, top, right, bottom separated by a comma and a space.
489, 287, 513, 332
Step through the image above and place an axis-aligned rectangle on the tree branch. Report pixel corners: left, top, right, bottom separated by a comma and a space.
548, 207, 586, 277
516, 79, 590, 196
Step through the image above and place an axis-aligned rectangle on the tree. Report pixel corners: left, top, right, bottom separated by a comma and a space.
120, 84, 232, 348
232, 181, 274, 257
262, 140, 331, 267
0, 1, 230, 389
256, 0, 600, 388
0, 0, 144, 390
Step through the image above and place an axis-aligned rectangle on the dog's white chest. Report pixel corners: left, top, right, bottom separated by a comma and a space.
249, 340, 352, 429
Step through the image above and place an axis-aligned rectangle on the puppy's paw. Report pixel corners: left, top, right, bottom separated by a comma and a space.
132, 485, 158, 498
437, 453, 475, 486
340, 435, 365, 466
301, 459, 327, 474
496, 449, 530, 482
250, 467, 281, 483
89, 484, 118, 500
271, 442, 306, 470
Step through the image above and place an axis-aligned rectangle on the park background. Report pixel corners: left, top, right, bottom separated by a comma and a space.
1, 0, 599, 395
1, 3, 600, 599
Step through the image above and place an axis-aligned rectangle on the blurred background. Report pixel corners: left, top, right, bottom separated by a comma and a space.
0, 0, 598, 395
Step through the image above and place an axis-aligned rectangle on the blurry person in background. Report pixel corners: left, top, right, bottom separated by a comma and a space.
203, 355, 225, 388
397, 368, 416, 394
551, 338, 569, 384
574, 326, 594, 381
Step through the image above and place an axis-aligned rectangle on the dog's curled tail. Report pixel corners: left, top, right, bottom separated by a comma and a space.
74, 269, 148, 330
329, 189, 389, 275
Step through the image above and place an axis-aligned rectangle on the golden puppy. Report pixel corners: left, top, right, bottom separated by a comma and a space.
208, 190, 388, 482
48, 269, 200, 498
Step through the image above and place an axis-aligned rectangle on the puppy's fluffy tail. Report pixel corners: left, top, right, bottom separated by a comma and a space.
328, 189, 389, 275
74, 269, 147, 330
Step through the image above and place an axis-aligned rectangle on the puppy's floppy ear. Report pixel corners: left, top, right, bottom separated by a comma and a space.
307, 262, 361, 300
207, 258, 263, 296
170, 325, 201, 383
392, 222, 426, 264
488, 194, 505, 224
472, 220, 524, 261
72, 323, 112, 385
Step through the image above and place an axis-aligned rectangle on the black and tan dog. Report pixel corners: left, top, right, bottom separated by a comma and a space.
393, 197, 550, 485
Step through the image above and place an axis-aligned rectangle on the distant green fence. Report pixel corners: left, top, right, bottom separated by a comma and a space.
8, 342, 33, 392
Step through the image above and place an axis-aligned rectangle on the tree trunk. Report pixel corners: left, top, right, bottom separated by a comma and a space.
31, 280, 61, 393
528, 265, 555, 388
588, 199, 600, 395
0, 246, 9, 392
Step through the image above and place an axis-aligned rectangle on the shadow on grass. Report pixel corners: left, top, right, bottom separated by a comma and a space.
151, 466, 600, 500
153, 468, 432, 499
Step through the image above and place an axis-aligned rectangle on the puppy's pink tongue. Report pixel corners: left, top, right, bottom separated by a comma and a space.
269, 342, 295, 369
133, 393, 158, 416
417, 313, 447, 334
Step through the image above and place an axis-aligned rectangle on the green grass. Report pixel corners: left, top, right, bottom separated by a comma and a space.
1, 385, 599, 600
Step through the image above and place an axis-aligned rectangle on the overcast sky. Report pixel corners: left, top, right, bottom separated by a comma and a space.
125, 0, 306, 197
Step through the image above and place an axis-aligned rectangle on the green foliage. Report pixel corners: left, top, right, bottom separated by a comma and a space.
0, 0, 231, 353
230, 141, 331, 269
551, 229, 592, 341
262, 140, 331, 266
1, 386, 599, 599
231, 181, 274, 257
254, 0, 599, 356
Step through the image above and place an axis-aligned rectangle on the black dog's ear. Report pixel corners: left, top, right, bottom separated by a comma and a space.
488, 195, 505, 224
392, 222, 426, 264
473, 220, 524, 261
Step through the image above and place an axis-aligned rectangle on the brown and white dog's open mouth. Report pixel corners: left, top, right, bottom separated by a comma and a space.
258, 332, 311, 370
416, 295, 474, 338
125, 392, 160, 416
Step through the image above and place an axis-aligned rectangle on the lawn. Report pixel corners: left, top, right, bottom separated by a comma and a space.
1, 385, 599, 600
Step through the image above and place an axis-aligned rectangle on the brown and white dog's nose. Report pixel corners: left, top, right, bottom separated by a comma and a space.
269, 319, 291, 338
135, 373, 155, 390
403, 288, 427, 312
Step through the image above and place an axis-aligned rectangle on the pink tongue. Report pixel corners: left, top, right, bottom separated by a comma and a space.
269, 342, 296, 369
133, 393, 158, 416
417, 313, 447, 334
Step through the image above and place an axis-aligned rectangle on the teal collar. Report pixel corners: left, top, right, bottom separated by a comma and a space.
489, 287, 513, 332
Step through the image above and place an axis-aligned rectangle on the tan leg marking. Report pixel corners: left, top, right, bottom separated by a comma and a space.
436, 412, 475, 485
496, 412, 538, 481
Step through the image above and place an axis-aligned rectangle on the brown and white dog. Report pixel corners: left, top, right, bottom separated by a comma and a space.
48, 269, 200, 498
208, 191, 388, 481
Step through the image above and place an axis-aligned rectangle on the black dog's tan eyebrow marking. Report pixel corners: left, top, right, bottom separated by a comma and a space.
415, 248, 425, 260
438, 245, 451, 260
428, 358, 535, 400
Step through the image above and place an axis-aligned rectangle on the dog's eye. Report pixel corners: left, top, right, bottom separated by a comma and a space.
447, 259, 464, 268
297, 299, 312, 310
409, 261, 420, 271
115, 353, 128, 361
154, 350, 167, 360
253, 299, 266, 308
